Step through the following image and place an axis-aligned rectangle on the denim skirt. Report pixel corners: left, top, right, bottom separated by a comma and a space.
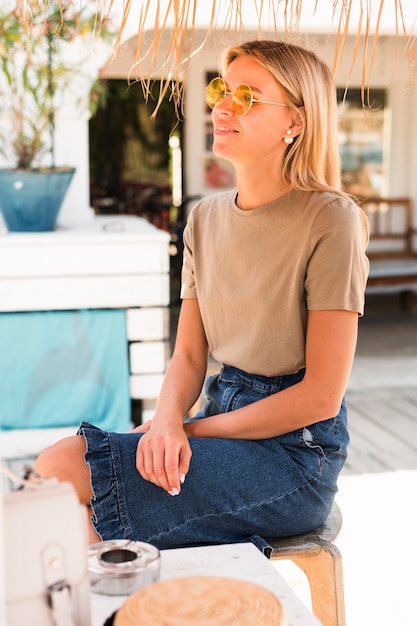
79, 364, 349, 555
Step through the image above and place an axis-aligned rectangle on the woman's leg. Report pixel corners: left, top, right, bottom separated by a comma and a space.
34, 435, 101, 543
79, 423, 336, 550
34, 435, 91, 503
68, 367, 347, 550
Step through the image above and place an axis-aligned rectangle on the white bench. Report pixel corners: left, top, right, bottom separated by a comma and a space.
360, 197, 417, 307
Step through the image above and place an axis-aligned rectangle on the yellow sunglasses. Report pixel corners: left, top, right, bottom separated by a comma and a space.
206, 77, 290, 116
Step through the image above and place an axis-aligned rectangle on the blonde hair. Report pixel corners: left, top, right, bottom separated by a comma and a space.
222, 40, 342, 193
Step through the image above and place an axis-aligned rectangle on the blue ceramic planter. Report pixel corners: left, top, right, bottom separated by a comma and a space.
0, 168, 75, 232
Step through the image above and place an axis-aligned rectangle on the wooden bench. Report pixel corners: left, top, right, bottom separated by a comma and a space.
359, 197, 417, 308
267, 501, 345, 626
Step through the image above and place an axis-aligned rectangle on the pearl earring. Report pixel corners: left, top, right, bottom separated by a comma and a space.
284, 130, 294, 144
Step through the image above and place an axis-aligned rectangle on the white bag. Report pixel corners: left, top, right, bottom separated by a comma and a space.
3, 467, 90, 626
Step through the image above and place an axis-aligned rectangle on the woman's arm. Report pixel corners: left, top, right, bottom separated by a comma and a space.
135, 298, 209, 493
184, 309, 358, 440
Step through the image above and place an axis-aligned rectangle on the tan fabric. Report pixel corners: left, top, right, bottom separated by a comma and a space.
181, 188, 369, 377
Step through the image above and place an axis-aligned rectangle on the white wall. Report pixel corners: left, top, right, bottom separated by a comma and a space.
54, 38, 116, 227
54, 111, 95, 227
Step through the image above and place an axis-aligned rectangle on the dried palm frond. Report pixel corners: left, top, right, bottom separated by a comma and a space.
16, 1, 417, 115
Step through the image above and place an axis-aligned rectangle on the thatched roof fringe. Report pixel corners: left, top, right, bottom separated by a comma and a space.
16, 1, 417, 115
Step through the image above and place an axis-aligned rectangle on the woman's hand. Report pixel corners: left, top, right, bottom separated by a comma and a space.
132, 421, 152, 434
133, 299, 208, 495
135, 418, 192, 496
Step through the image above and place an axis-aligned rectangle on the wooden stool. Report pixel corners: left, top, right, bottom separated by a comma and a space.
267, 501, 345, 626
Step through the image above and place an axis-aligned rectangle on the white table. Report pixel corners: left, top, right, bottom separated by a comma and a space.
90, 542, 321, 626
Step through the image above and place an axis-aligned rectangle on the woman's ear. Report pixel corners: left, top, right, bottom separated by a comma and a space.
290, 106, 305, 139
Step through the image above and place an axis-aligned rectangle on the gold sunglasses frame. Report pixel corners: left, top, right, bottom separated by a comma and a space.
206, 77, 290, 116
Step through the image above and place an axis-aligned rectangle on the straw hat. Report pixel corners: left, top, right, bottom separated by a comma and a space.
113, 576, 287, 625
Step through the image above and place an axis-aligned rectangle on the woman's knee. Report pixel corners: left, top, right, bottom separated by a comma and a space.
35, 435, 83, 477
34, 435, 92, 502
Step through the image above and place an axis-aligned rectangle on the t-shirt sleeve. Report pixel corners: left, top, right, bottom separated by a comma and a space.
305, 197, 370, 315
180, 216, 197, 299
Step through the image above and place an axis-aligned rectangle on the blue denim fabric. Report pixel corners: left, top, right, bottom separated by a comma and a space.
79, 364, 349, 555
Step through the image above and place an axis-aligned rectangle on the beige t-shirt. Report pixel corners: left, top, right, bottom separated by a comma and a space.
181, 188, 369, 377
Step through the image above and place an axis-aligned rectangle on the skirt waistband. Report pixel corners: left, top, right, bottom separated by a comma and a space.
218, 364, 305, 394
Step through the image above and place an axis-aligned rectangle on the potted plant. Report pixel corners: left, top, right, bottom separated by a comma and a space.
0, 1, 114, 232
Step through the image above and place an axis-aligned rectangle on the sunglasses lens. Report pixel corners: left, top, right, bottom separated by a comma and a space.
206, 79, 253, 116
206, 78, 226, 109
232, 84, 252, 115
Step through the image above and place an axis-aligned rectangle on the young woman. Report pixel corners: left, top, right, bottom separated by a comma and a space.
35, 40, 369, 555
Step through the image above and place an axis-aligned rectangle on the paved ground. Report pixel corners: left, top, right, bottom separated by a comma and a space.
273, 293, 417, 625
349, 294, 417, 391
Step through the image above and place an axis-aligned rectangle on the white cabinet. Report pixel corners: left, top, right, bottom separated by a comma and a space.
0, 215, 170, 419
